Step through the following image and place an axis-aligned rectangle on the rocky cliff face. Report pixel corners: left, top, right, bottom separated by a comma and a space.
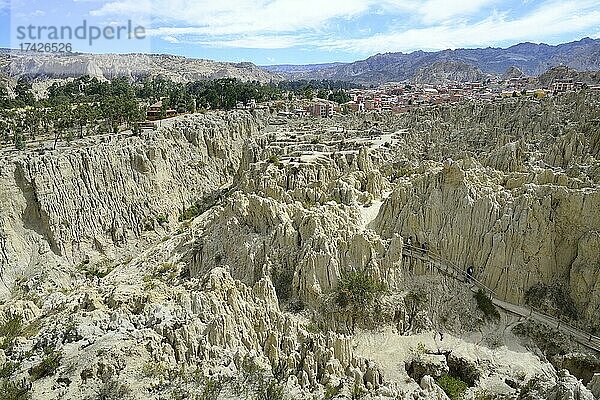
0, 111, 265, 299
412, 61, 491, 85
373, 92, 600, 333
374, 160, 600, 327
2, 51, 280, 83
0, 95, 598, 399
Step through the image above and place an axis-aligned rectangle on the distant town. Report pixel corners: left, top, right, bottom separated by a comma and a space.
266, 77, 600, 120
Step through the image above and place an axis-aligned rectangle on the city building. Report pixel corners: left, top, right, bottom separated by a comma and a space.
306, 102, 334, 118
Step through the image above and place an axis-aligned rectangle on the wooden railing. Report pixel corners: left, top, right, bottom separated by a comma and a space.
401, 244, 600, 353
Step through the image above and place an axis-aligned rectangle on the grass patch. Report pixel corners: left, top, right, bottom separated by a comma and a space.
0, 360, 20, 379
150, 263, 179, 283
155, 214, 169, 225
255, 378, 284, 400
142, 360, 170, 379
199, 377, 223, 400
436, 374, 468, 400
267, 155, 281, 166
393, 166, 413, 179
179, 204, 201, 222
77, 259, 114, 279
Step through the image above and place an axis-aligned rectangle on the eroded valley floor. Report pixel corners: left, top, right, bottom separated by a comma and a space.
1, 95, 599, 399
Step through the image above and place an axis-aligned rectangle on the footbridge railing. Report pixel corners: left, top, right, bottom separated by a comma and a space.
401, 244, 600, 353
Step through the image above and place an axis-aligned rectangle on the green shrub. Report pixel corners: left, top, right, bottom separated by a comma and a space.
255, 378, 284, 400
14, 134, 26, 151
0, 379, 30, 400
335, 270, 385, 309
324, 383, 341, 399
351, 381, 366, 399
142, 360, 169, 379
334, 270, 386, 331
78, 263, 114, 279
394, 166, 413, 179
0, 315, 23, 350
199, 377, 222, 400
474, 289, 500, 321
179, 204, 201, 222
29, 351, 62, 381
155, 214, 168, 225
95, 378, 132, 400
436, 374, 468, 400
150, 263, 178, 282
267, 155, 281, 166
0, 360, 19, 379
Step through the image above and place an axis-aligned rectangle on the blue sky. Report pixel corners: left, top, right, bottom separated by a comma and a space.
1, 0, 600, 65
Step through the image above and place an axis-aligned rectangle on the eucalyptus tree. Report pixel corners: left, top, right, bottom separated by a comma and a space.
74, 103, 94, 138
52, 103, 74, 149
14, 78, 35, 108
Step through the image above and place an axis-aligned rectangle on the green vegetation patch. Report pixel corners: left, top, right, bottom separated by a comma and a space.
334, 270, 387, 331
474, 289, 500, 321
436, 374, 468, 400
0, 315, 23, 350
0, 379, 30, 400
29, 350, 62, 381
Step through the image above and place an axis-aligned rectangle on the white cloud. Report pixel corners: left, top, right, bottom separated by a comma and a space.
192, 35, 302, 49
419, 0, 497, 23
379, 0, 499, 24
88, 0, 600, 53
162, 35, 179, 43
92, 0, 371, 35
320, 0, 600, 53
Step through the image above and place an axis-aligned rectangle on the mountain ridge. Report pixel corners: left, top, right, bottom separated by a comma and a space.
1, 50, 282, 83
262, 37, 600, 85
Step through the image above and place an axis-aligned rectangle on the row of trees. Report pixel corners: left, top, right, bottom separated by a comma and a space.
1, 77, 145, 149
0, 76, 356, 150
137, 77, 281, 112
0, 101, 145, 150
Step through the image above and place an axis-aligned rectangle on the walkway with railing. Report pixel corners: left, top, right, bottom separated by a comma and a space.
401, 244, 600, 353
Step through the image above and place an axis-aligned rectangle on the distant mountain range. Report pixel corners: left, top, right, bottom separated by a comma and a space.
2, 37, 600, 87
0, 50, 279, 83
262, 37, 600, 85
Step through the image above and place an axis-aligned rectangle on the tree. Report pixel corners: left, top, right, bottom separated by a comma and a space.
302, 86, 314, 100
0, 85, 10, 108
13, 128, 26, 150
330, 89, 351, 104
132, 122, 142, 136
52, 104, 73, 149
74, 104, 93, 138
14, 78, 35, 107
23, 107, 42, 140
334, 270, 386, 332
159, 101, 168, 119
